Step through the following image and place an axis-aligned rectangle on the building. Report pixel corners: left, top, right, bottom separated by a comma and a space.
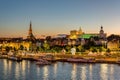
69, 27, 84, 39
68, 26, 107, 46
27, 21, 36, 41
99, 26, 106, 39
0, 22, 38, 51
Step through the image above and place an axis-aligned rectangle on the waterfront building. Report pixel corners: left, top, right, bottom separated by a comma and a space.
68, 26, 107, 46
69, 30, 78, 39
27, 21, 36, 41
25, 21, 37, 51
99, 26, 106, 39
69, 27, 84, 39
0, 22, 38, 51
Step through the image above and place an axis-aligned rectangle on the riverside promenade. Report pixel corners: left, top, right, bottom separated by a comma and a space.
0, 51, 120, 64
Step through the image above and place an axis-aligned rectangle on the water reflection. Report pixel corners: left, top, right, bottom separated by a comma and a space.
21, 60, 26, 79
53, 63, 57, 79
15, 62, 20, 80
71, 63, 77, 80
89, 64, 93, 80
43, 66, 48, 80
109, 65, 114, 80
3, 59, 8, 77
100, 64, 108, 80
1, 59, 120, 80
36, 65, 40, 76
81, 65, 86, 80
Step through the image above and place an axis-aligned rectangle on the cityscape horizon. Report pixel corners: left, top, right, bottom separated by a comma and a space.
0, 23, 118, 39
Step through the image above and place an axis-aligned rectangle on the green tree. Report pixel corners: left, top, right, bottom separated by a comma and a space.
43, 40, 50, 52
14, 47, 17, 51
5, 46, 10, 52
106, 48, 111, 53
90, 47, 98, 53
98, 47, 102, 53
0, 46, 2, 51
65, 45, 71, 53
19, 45, 24, 50
77, 45, 85, 52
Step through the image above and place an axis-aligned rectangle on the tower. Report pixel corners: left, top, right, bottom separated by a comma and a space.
29, 21, 32, 36
27, 21, 36, 41
78, 27, 83, 35
99, 26, 106, 39
99, 26, 104, 34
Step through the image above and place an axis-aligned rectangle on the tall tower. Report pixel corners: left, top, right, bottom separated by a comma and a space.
29, 21, 32, 36
99, 26, 106, 39
78, 27, 83, 35
99, 26, 104, 34
27, 21, 36, 41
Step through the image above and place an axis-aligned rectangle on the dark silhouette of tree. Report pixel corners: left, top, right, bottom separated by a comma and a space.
19, 45, 24, 50
5, 46, 10, 52
107, 34, 120, 41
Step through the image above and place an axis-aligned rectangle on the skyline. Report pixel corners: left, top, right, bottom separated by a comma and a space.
0, 0, 120, 38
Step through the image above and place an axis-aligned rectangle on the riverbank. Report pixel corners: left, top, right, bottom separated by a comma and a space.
0, 53, 120, 64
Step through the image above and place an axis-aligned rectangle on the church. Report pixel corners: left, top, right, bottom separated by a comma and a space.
0, 22, 37, 51
69, 26, 106, 39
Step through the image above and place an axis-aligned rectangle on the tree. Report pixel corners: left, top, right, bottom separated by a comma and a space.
14, 47, 17, 51
90, 47, 98, 53
43, 40, 50, 52
19, 45, 24, 50
65, 45, 71, 53
0, 46, 2, 51
5, 46, 10, 52
106, 48, 111, 53
107, 34, 120, 41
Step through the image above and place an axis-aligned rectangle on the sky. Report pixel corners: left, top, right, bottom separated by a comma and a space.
0, 0, 120, 38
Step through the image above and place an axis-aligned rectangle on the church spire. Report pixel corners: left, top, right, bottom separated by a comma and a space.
100, 25, 104, 34
29, 21, 32, 35
78, 27, 83, 35
99, 25, 106, 39
27, 21, 36, 41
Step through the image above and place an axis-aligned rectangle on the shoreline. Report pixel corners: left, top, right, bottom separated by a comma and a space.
0, 54, 119, 64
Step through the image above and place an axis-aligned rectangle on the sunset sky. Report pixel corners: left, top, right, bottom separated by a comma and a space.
0, 0, 120, 38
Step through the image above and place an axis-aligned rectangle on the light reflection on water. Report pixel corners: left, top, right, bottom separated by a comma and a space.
89, 64, 93, 80
43, 66, 48, 80
53, 63, 57, 79
71, 63, 77, 80
100, 64, 108, 80
1, 59, 120, 80
81, 65, 86, 80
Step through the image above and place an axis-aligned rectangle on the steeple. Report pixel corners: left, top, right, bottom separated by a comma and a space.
99, 25, 104, 34
99, 25, 106, 39
78, 27, 83, 35
29, 21, 32, 35
27, 21, 36, 41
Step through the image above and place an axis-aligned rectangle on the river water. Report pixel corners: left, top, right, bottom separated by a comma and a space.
0, 59, 120, 80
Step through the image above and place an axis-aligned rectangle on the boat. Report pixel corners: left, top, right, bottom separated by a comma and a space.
116, 60, 120, 64
67, 58, 96, 63
36, 59, 51, 65
8, 56, 22, 61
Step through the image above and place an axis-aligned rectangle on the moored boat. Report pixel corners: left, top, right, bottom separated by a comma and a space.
67, 58, 96, 63
8, 56, 22, 61
116, 60, 120, 64
36, 59, 51, 65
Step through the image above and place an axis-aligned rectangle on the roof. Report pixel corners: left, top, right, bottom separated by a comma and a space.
79, 34, 98, 39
